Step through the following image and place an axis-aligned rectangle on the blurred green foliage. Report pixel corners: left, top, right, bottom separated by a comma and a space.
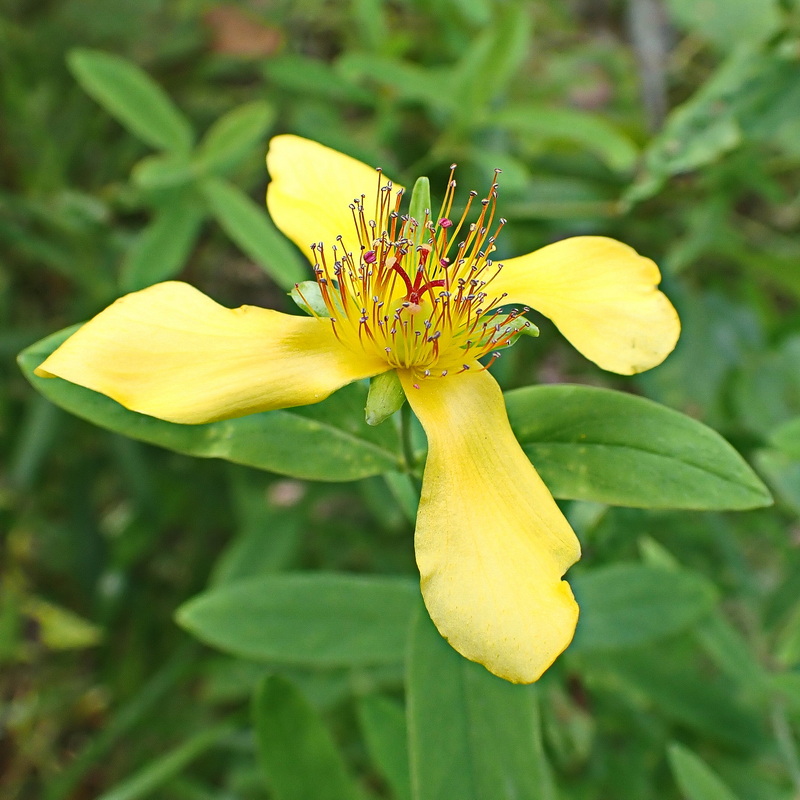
4, 0, 800, 798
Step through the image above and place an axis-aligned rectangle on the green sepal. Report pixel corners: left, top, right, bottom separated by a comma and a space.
290, 281, 331, 317
409, 176, 431, 247
473, 312, 538, 353
516, 317, 540, 337
366, 370, 406, 426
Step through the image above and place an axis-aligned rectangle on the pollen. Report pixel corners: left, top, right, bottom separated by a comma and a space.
307, 166, 529, 380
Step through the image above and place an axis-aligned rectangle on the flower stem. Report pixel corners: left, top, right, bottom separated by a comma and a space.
400, 402, 417, 476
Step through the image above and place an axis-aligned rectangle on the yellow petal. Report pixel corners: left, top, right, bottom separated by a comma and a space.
266, 135, 403, 264
399, 368, 580, 683
493, 236, 680, 375
35, 281, 388, 424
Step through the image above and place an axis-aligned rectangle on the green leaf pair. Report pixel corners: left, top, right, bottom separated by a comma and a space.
67, 48, 304, 291
177, 566, 717, 668
18, 327, 771, 509
186, 567, 718, 800
250, 627, 555, 800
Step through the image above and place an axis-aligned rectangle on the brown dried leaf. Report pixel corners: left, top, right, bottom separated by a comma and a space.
204, 6, 282, 58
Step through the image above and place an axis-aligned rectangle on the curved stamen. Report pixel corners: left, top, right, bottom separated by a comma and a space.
311, 166, 525, 377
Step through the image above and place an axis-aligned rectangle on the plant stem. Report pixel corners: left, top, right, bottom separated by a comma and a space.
400, 402, 417, 476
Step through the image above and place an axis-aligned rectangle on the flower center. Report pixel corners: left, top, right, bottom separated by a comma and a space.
307, 166, 530, 380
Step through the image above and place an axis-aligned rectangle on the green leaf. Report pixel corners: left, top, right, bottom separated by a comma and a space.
774, 599, 800, 668
569, 564, 717, 652
667, 742, 742, 800
253, 675, 362, 800
195, 100, 275, 176
666, 0, 781, 51
590, 650, 765, 750
337, 54, 452, 111
290, 280, 331, 317
18, 327, 403, 482
770, 416, 800, 460
494, 104, 639, 173
119, 199, 204, 292
67, 48, 193, 153
357, 695, 411, 800
447, 0, 492, 26
624, 48, 787, 202
365, 370, 406, 426
636, 290, 758, 428
201, 176, 306, 289
351, 0, 388, 49
505, 384, 772, 510
131, 152, 194, 189
500, 176, 616, 220
263, 54, 375, 105
407, 607, 557, 800
694, 614, 769, 692
754, 449, 800, 516
450, 3, 532, 127
732, 336, 800, 437
176, 573, 418, 667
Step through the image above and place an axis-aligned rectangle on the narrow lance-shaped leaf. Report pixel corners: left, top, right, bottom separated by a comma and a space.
754, 449, 800, 516
591, 650, 765, 750
176, 573, 418, 667
407, 605, 557, 800
336, 53, 450, 111
253, 675, 362, 800
623, 48, 775, 203
67, 48, 194, 153
450, 3, 531, 128
262, 55, 376, 105
130, 152, 194, 190
505, 384, 772, 510
492, 104, 639, 173
195, 100, 276, 175
666, 0, 781, 52
667, 742, 742, 800
201, 176, 306, 289
357, 695, 412, 800
119, 199, 205, 292
569, 564, 717, 652
769, 415, 800, 460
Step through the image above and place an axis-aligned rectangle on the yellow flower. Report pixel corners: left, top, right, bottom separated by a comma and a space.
35, 135, 680, 683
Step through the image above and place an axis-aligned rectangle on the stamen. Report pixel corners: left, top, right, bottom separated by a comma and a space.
309, 164, 520, 374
